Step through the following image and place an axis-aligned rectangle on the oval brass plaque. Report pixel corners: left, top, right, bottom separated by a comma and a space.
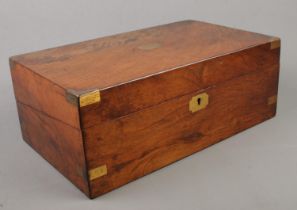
138, 43, 161, 50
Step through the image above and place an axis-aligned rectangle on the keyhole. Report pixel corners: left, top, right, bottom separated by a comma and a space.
189, 92, 208, 113
197, 97, 202, 105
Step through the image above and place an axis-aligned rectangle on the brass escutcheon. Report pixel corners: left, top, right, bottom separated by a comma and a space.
189, 92, 209, 113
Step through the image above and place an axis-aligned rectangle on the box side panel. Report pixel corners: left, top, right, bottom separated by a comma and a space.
10, 60, 80, 129
84, 57, 279, 198
17, 102, 90, 197
80, 42, 279, 128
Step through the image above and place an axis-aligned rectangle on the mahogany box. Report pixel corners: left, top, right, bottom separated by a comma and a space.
10, 20, 280, 198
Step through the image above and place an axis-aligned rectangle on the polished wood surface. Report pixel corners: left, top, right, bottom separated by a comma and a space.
17, 102, 89, 196
85, 61, 279, 197
11, 20, 274, 90
10, 20, 280, 198
80, 43, 279, 128
10, 62, 80, 128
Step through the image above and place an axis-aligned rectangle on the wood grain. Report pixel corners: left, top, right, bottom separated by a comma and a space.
10, 62, 80, 129
80, 43, 279, 128
84, 63, 279, 198
17, 102, 89, 196
9, 20, 280, 198
11, 20, 275, 91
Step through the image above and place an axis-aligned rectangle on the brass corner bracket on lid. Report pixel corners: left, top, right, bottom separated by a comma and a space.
270, 38, 281, 50
79, 90, 101, 107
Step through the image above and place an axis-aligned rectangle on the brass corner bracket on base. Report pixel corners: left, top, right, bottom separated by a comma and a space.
268, 95, 277, 105
89, 165, 107, 181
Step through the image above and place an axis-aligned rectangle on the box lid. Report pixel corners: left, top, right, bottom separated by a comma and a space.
10, 20, 279, 128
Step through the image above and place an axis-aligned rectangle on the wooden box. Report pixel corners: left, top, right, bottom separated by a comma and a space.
10, 20, 280, 198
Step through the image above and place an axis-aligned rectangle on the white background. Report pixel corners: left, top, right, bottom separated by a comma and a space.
1, 0, 297, 209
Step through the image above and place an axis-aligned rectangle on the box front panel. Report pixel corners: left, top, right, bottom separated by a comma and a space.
83, 51, 279, 197
80, 42, 279, 128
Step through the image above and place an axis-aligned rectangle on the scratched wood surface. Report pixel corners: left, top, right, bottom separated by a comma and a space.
9, 20, 280, 198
